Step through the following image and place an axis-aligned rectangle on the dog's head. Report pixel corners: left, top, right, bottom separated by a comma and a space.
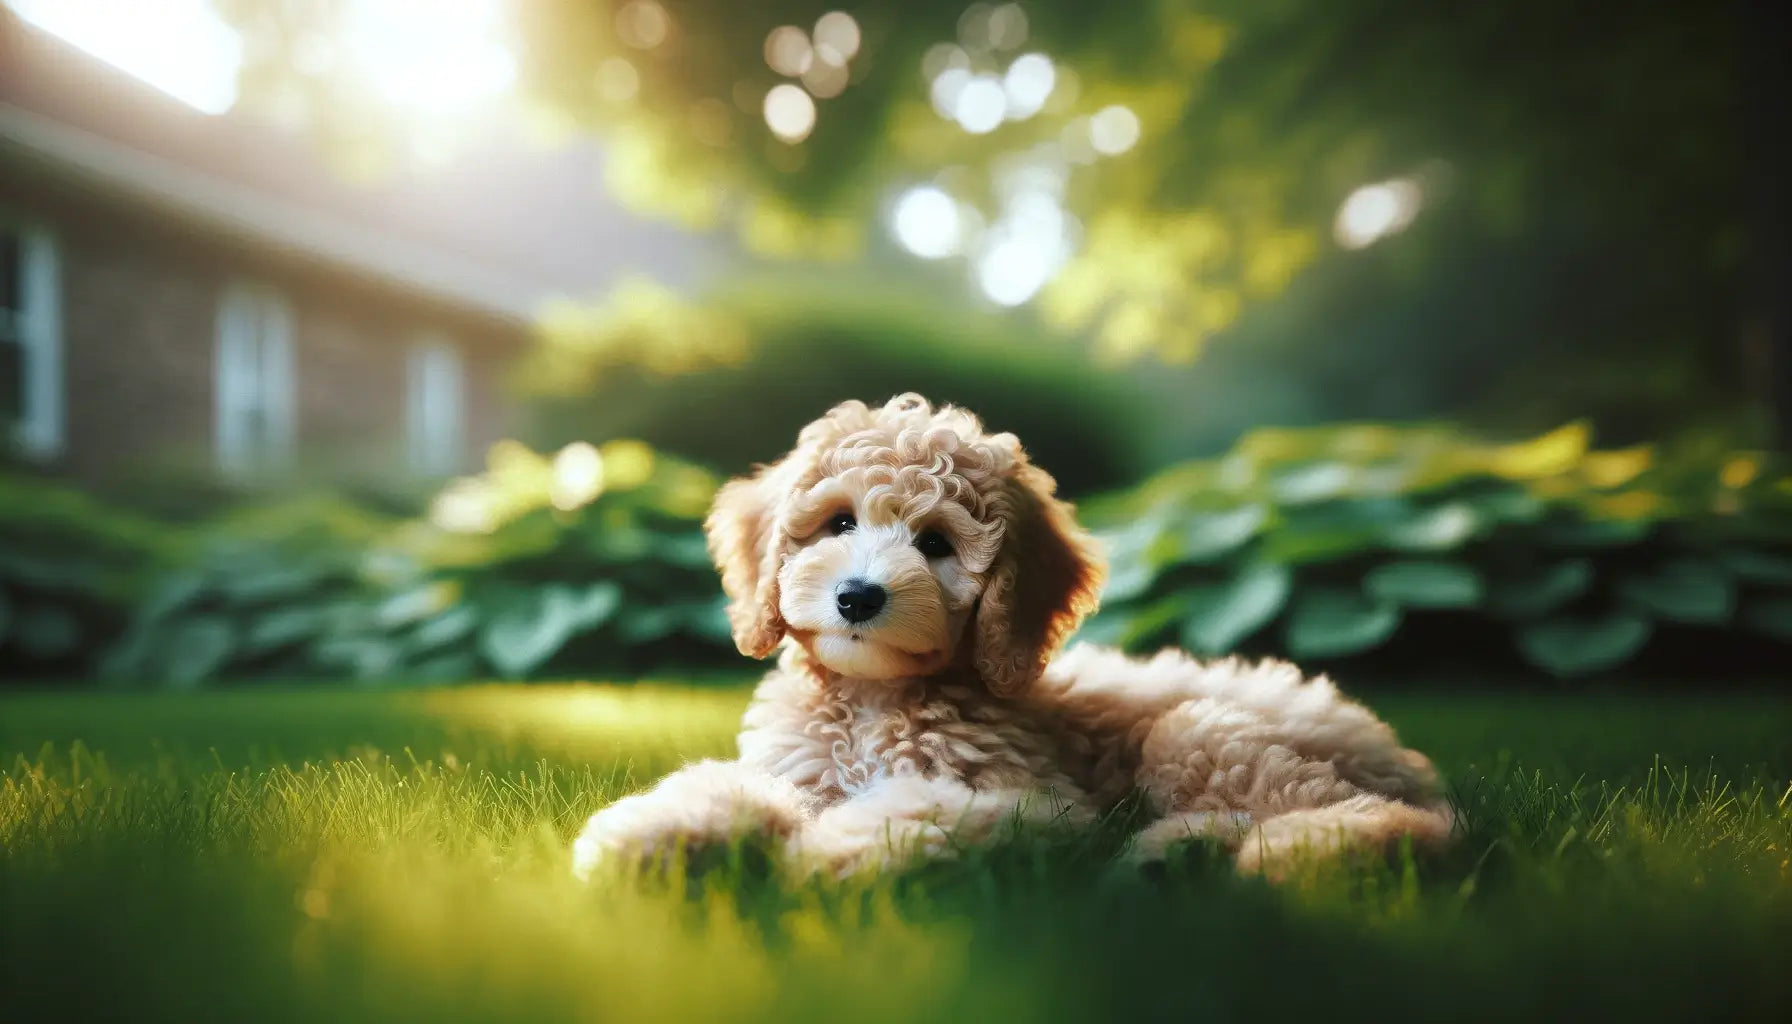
705, 394, 1105, 694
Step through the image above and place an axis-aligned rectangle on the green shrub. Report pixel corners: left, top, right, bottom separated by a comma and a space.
0, 473, 180, 681
30, 419, 1792, 688
101, 495, 405, 687
107, 441, 735, 687
405, 439, 732, 680
1078, 422, 1792, 680
519, 274, 1151, 496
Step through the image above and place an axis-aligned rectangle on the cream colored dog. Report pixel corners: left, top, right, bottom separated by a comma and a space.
573, 395, 1451, 880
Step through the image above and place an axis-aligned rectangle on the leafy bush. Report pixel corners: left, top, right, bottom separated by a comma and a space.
106, 441, 735, 687
101, 496, 404, 687
25, 420, 1792, 689
0, 474, 180, 681
1078, 422, 1792, 680
519, 274, 1153, 496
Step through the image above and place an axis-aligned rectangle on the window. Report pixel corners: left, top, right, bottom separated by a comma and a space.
214, 282, 295, 477
407, 336, 464, 476
0, 219, 64, 459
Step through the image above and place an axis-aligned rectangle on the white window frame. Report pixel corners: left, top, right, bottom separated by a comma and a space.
0, 214, 64, 460
214, 281, 296, 478
407, 335, 465, 476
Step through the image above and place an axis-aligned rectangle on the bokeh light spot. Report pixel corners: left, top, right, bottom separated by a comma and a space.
763, 83, 817, 143
595, 57, 639, 103
930, 67, 971, 118
958, 4, 996, 53
891, 186, 964, 259
1089, 105, 1141, 155
1334, 178, 1424, 248
954, 74, 1008, 134
430, 481, 496, 534
615, 1, 670, 50
550, 442, 606, 512
813, 12, 862, 63
1060, 117, 1097, 164
987, 4, 1030, 51
764, 25, 813, 77
1002, 53, 1055, 120
977, 237, 1057, 306
802, 60, 849, 99
922, 42, 971, 81
974, 188, 1074, 306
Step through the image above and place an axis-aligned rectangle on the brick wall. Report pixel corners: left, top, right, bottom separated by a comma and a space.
2, 175, 521, 490
56, 199, 224, 483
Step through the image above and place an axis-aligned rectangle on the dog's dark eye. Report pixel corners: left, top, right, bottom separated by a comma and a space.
826, 512, 857, 536
915, 530, 954, 559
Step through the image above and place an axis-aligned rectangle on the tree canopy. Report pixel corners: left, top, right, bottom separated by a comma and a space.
224, 0, 1749, 432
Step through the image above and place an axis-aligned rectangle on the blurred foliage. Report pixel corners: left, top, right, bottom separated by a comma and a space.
226, 0, 1740, 368
1121, 219, 1765, 466
0, 475, 181, 680
1079, 422, 1792, 680
98, 441, 735, 688
522, 278, 754, 389
518, 273, 1151, 495
8, 420, 1792, 688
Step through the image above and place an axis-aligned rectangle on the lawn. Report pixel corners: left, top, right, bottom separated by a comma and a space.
3, 683, 1790, 1023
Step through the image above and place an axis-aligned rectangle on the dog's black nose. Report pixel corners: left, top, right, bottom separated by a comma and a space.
835, 580, 887, 624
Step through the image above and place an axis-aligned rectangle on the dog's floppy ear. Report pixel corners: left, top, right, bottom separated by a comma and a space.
973, 460, 1106, 697
706, 466, 788, 659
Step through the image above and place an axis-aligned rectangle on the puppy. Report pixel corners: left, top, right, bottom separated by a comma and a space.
574, 395, 1451, 880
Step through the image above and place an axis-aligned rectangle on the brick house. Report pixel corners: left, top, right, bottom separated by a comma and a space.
0, 11, 712, 491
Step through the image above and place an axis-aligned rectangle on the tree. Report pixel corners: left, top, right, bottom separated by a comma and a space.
225, 0, 1752, 439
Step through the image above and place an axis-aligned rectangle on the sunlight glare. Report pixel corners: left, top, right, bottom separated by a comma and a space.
343, 0, 517, 115
7, 0, 243, 114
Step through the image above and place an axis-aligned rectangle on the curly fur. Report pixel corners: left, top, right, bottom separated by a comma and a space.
575, 394, 1452, 881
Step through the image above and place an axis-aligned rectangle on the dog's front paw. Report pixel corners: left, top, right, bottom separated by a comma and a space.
791, 815, 953, 881
1122, 810, 1255, 872
570, 760, 809, 880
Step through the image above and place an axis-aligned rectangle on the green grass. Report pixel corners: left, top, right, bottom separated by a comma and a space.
3, 685, 1791, 1023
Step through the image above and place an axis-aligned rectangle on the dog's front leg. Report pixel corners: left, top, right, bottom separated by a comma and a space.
572, 759, 811, 879
790, 775, 1090, 879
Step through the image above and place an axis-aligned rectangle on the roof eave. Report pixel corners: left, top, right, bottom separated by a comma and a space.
0, 102, 544, 332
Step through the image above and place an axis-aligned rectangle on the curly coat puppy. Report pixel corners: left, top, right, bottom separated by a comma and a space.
574, 395, 1451, 880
